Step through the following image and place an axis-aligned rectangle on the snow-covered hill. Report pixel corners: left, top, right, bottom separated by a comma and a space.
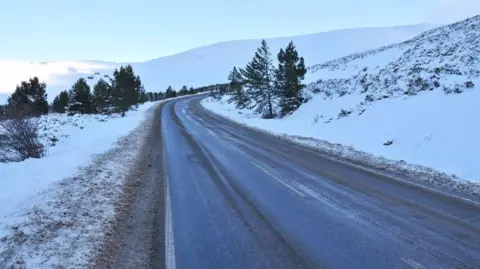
0, 24, 433, 104
202, 15, 480, 187
306, 15, 480, 108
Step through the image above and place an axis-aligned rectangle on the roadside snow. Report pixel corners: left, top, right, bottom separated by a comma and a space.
201, 16, 480, 192
0, 102, 159, 268
201, 89, 480, 186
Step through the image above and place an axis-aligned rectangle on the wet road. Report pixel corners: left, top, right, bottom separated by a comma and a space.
161, 95, 480, 269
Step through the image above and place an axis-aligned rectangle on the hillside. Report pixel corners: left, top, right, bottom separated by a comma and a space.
306, 15, 480, 106
202, 15, 480, 185
0, 24, 433, 104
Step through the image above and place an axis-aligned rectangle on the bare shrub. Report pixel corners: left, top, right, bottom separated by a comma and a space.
0, 110, 44, 162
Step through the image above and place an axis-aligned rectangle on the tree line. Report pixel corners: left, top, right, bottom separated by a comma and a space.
218, 40, 307, 119
0, 65, 201, 118
0, 65, 204, 162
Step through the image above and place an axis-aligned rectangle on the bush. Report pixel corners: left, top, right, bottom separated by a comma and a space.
465, 81, 475, 88
0, 111, 44, 162
365, 94, 375, 102
433, 80, 440, 88
338, 109, 352, 118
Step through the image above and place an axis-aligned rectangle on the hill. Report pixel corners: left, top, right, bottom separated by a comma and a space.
0, 24, 433, 103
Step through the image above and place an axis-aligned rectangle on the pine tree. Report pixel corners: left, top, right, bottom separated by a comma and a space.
146, 92, 154, 102
228, 67, 249, 109
52, 90, 70, 113
165, 86, 177, 98
93, 79, 111, 112
69, 78, 94, 114
188, 87, 196, 95
178, 85, 189, 96
110, 65, 144, 113
158, 92, 165, 100
276, 41, 307, 117
242, 40, 276, 118
7, 77, 48, 116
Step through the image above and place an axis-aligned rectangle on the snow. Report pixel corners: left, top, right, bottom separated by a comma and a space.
0, 24, 433, 104
201, 16, 480, 186
0, 101, 159, 268
0, 102, 157, 224
203, 87, 480, 183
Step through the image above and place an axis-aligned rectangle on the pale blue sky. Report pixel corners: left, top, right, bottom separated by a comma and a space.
0, 0, 473, 62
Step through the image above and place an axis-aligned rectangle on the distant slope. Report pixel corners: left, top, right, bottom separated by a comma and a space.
0, 24, 433, 103
133, 24, 434, 92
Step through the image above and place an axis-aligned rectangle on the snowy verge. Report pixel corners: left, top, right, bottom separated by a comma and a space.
201, 96, 480, 199
0, 101, 163, 268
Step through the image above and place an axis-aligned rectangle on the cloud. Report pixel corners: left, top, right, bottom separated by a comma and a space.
428, 0, 480, 24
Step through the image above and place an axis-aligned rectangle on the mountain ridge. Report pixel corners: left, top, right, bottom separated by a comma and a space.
0, 23, 434, 103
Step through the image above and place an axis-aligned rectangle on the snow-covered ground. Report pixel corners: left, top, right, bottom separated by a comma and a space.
0, 24, 433, 104
202, 15, 480, 189
0, 101, 159, 268
203, 87, 479, 185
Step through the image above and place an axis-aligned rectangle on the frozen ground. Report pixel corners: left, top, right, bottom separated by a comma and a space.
0, 101, 159, 268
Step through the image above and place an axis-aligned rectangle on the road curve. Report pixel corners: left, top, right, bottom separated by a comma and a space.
161, 95, 480, 269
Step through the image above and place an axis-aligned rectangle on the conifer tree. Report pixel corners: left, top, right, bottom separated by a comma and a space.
110, 65, 144, 112
178, 85, 189, 96
165, 86, 177, 98
242, 40, 276, 118
276, 41, 307, 116
188, 87, 196, 95
69, 78, 93, 114
146, 92, 154, 102
52, 90, 70, 113
7, 77, 48, 116
93, 79, 111, 112
228, 67, 249, 109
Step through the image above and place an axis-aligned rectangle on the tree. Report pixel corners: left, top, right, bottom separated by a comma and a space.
242, 40, 276, 118
93, 79, 111, 112
146, 92, 154, 102
7, 77, 48, 116
110, 65, 144, 112
165, 86, 177, 98
178, 85, 189, 96
188, 87, 196, 95
139, 91, 148, 103
69, 78, 94, 114
52, 90, 70, 113
152, 92, 163, 101
0, 105, 6, 117
276, 41, 307, 116
228, 67, 249, 109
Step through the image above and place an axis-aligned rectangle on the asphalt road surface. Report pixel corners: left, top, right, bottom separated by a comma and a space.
161, 95, 480, 269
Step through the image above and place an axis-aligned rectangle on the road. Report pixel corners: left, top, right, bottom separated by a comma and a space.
161, 95, 480, 269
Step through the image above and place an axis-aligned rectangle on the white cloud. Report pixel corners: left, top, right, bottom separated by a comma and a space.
428, 0, 480, 24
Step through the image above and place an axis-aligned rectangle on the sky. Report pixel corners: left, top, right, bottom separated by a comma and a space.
0, 0, 479, 62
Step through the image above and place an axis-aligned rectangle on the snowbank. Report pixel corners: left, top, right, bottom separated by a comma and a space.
201, 89, 480, 186
0, 101, 159, 268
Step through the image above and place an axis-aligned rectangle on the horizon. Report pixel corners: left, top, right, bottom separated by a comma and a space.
1, 0, 478, 62
0, 22, 438, 64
